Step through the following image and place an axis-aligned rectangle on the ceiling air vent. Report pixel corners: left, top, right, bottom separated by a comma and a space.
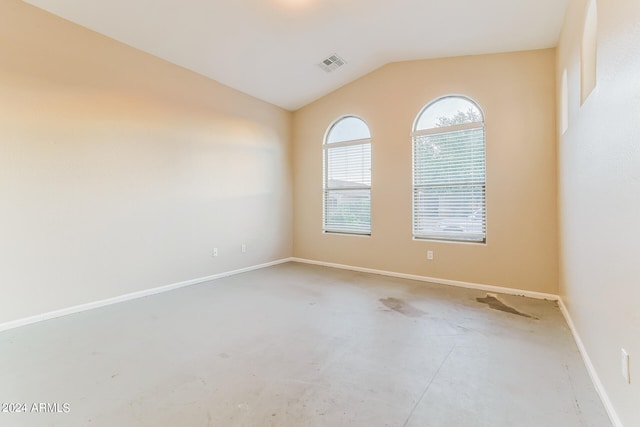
318, 54, 346, 73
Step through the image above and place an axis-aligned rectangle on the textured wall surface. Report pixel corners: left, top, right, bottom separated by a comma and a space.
556, 0, 640, 424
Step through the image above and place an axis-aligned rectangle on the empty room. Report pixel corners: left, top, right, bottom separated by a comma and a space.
0, 0, 638, 425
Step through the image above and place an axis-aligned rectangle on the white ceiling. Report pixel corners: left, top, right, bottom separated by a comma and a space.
23, 0, 568, 111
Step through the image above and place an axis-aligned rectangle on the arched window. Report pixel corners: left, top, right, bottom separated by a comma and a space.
323, 116, 371, 235
412, 96, 486, 243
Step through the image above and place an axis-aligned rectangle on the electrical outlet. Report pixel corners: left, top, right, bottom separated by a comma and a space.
621, 348, 630, 384
212, 248, 218, 257
427, 250, 434, 260
241, 243, 246, 253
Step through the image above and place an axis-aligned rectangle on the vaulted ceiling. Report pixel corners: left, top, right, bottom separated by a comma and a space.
23, 0, 568, 110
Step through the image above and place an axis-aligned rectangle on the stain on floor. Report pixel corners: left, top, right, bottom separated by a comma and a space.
476, 294, 538, 319
379, 297, 425, 318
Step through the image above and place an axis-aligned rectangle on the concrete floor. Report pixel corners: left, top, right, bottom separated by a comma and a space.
0, 262, 610, 426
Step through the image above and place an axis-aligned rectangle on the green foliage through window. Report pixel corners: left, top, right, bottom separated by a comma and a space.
413, 96, 486, 243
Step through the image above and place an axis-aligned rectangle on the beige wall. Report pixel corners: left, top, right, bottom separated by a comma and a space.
557, 0, 640, 424
0, 0, 292, 324
293, 50, 558, 294
4, 0, 638, 421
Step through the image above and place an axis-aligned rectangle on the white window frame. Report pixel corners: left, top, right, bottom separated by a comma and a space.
411, 96, 487, 243
323, 116, 372, 236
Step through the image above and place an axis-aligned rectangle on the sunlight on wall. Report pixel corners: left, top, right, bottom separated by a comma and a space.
561, 69, 569, 134
272, 0, 317, 11
581, 0, 597, 104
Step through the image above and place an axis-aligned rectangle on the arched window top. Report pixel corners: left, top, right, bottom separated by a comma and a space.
414, 96, 484, 131
325, 116, 370, 144
323, 115, 371, 235
411, 94, 486, 243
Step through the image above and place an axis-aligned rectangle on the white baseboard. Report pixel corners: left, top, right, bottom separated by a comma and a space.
293, 257, 622, 425
558, 299, 623, 427
0, 256, 620, 427
0, 258, 293, 333
290, 257, 558, 301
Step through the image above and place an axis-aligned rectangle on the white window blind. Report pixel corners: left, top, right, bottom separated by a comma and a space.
323, 116, 371, 235
412, 96, 486, 243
